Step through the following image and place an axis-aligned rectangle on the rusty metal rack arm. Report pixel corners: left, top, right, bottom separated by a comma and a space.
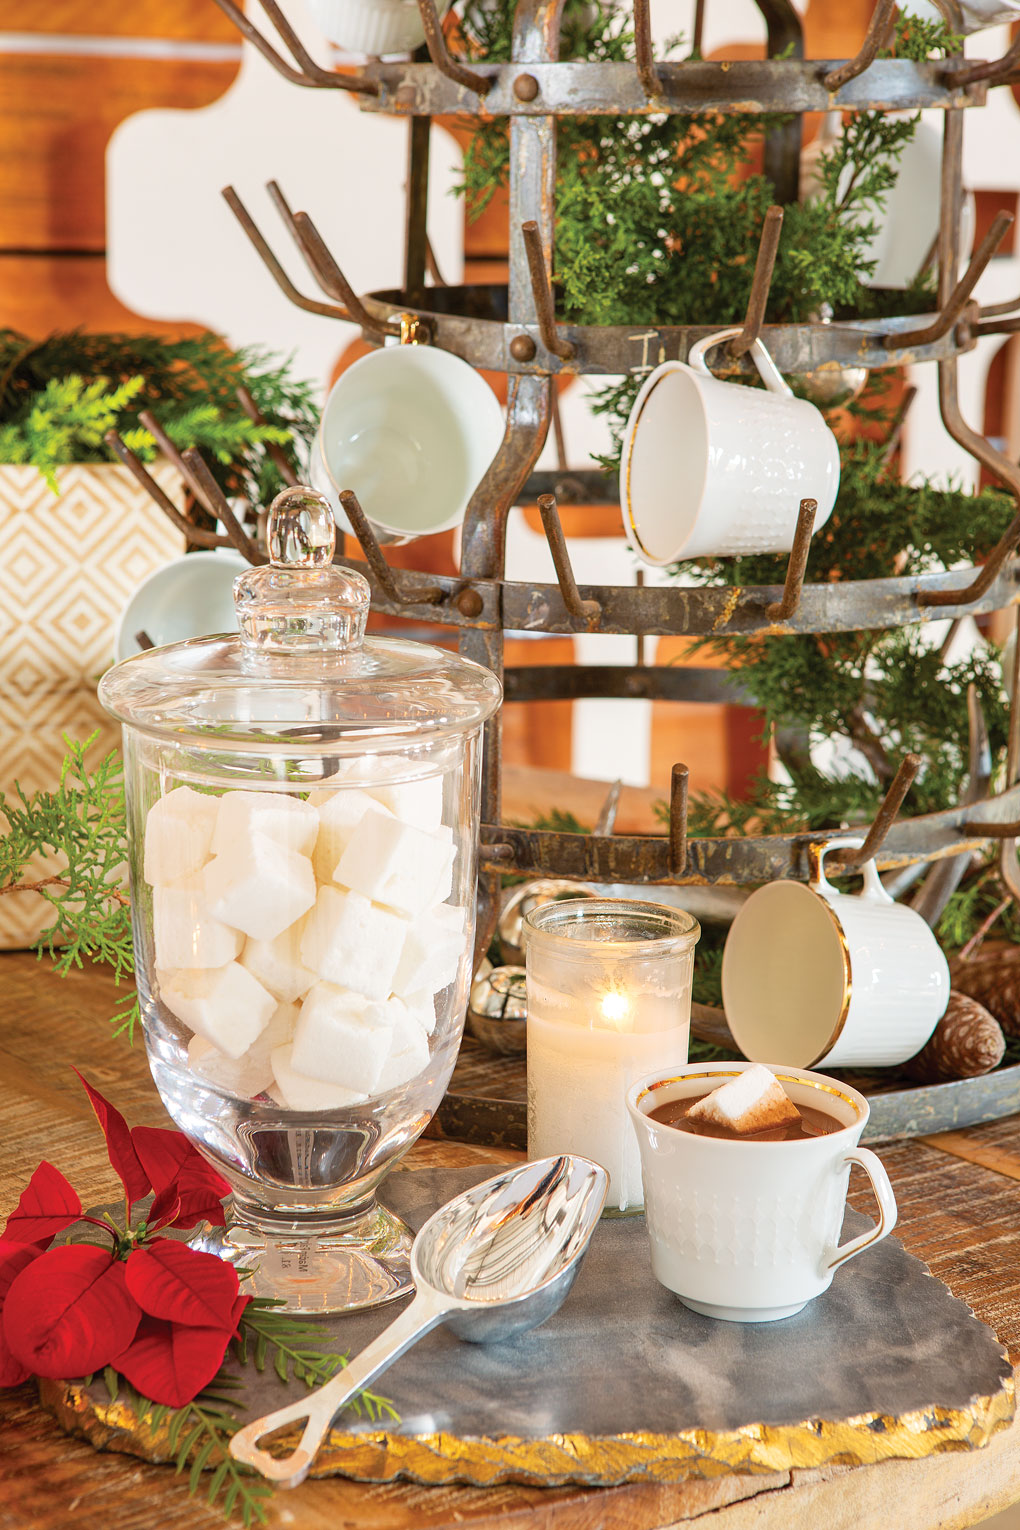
221, 186, 350, 320
828, 754, 922, 868
949, 30, 1020, 89
728, 206, 784, 358
210, 0, 378, 93
823, 0, 897, 91
290, 209, 399, 339
633, 0, 663, 99
980, 292, 1020, 319
338, 490, 444, 605
669, 764, 689, 876
104, 431, 233, 550
765, 499, 817, 621
886, 211, 1014, 349
877, 385, 917, 474
536, 495, 602, 630
416, 0, 492, 95
179, 449, 266, 564
521, 222, 576, 361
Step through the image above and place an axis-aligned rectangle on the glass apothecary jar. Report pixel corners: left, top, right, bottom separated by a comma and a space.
99, 488, 501, 1312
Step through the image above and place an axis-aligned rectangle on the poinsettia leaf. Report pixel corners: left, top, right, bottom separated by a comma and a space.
74, 1071, 150, 1207
125, 1241, 239, 1330
3, 1244, 141, 1379
1, 1162, 82, 1247
146, 1186, 183, 1234
0, 1244, 44, 1387
132, 1128, 230, 1201
112, 1315, 233, 1409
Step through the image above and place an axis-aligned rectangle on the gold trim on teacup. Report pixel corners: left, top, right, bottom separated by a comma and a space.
636, 1069, 865, 1123
623, 367, 681, 565
806, 893, 854, 1068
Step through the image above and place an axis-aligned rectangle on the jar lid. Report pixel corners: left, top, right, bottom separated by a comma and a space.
98, 486, 501, 754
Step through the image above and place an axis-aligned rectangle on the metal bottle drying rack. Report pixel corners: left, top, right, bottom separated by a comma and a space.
110, 0, 1020, 1138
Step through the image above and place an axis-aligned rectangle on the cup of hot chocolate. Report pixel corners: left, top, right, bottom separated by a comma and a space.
627, 1061, 897, 1323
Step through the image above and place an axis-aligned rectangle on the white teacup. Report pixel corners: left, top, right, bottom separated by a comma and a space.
319, 338, 504, 542
627, 1062, 898, 1322
722, 836, 950, 1069
899, 0, 1020, 33
622, 326, 840, 566
114, 549, 249, 660
307, 0, 449, 55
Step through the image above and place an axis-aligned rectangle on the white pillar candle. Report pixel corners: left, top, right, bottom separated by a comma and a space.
525, 899, 700, 1212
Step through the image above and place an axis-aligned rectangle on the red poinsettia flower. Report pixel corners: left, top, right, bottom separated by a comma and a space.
0, 1074, 243, 1409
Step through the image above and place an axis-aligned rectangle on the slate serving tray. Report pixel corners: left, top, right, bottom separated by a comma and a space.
43, 1165, 1015, 1488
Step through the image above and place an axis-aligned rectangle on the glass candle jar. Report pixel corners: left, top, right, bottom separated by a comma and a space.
524, 899, 700, 1212
98, 487, 501, 1312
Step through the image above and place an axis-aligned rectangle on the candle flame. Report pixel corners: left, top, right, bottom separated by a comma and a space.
600, 989, 630, 1029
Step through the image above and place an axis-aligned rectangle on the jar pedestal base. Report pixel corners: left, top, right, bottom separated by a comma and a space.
193, 1202, 414, 1314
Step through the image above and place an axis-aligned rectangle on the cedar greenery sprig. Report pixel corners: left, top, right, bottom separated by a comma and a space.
0, 330, 318, 511
0, 736, 138, 1038
97, 1300, 398, 1527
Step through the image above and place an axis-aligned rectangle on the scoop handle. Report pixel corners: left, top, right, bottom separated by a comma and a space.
229, 1289, 449, 1488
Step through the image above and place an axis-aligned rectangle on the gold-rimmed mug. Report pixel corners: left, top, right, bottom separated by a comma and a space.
627, 1062, 898, 1322
721, 835, 950, 1070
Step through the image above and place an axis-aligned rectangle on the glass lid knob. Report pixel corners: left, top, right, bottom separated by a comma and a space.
234, 486, 371, 658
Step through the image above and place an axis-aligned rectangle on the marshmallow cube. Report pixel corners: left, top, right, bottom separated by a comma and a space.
270, 1044, 368, 1112
312, 790, 393, 884
153, 875, 243, 970
159, 961, 276, 1058
403, 989, 439, 1037
391, 904, 466, 999
211, 789, 318, 858
188, 1035, 275, 1098
300, 885, 409, 999
375, 1001, 432, 1093
336, 815, 455, 917
187, 997, 300, 1097
203, 832, 316, 941
290, 982, 398, 1093
687, 1064, 801, 1135
143, 786, 219, 886
367, 768, 444, 832
241, 923, 316, 1003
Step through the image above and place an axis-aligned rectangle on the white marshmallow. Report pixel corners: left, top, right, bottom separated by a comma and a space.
203, 832, 316, 941
290, 982, 399, 1093
188, 1035, 275, 1097
159, 961, 276, 1059
299, 885, 408, 1000
241, 923, 316, 1003
153, 874, 243, 970
211, 790, 318, 858
367, 768, 444, 832
187, 997, 300, 1097
686, 1065, 801, 1135
391, 904, 466, 999
270, 1044, 368, 1111
336, 815, 455, 917
143, 787, 219, 885
312, 790, 393, 884
376, 1001, 432, 1092
402, 989, 439, 1037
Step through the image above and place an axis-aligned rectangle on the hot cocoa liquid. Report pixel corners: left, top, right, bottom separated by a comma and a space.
648, 1095, 842, 1142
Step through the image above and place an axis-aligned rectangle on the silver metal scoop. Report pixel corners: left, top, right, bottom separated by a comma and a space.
230, 1155, 608, 1487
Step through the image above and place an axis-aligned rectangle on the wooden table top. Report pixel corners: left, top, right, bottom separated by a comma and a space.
3, 949, 1020, 1530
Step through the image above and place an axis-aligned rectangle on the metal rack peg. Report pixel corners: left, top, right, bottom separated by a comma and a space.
765, 499, 818, 621
728, 207, 784, 359
338, 489, 444, 605
210, 0, 378, 93
537, 495, 602, 630
669, 764, 689, 877
521, 223, 576, 361
823, 0, 897, 91
828, 753, 922, 868
105, 431, 233, 551
221, 186, 350, 321
888, 212, 1014, 350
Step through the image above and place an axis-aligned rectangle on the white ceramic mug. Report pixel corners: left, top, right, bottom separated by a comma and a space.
622, 326, 840, 566
319, 328, 504, 542
627, 1062, 898, 1322
114, 549, 250, 660
899, 0, 1020, 33
722, 836, 950, 1069
307, 0, 449, 55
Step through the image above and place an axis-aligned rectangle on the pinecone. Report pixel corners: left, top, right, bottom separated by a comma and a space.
902, 991, 1006, 1085
951, 949, 1020, 1038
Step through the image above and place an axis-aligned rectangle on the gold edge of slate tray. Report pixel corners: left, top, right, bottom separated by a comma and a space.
37, 1375, 1016, 1488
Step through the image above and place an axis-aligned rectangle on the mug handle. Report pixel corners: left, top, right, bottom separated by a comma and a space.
686, 327, 793, 398
809, 835, 894, 907
824, 1147, 898, 1273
